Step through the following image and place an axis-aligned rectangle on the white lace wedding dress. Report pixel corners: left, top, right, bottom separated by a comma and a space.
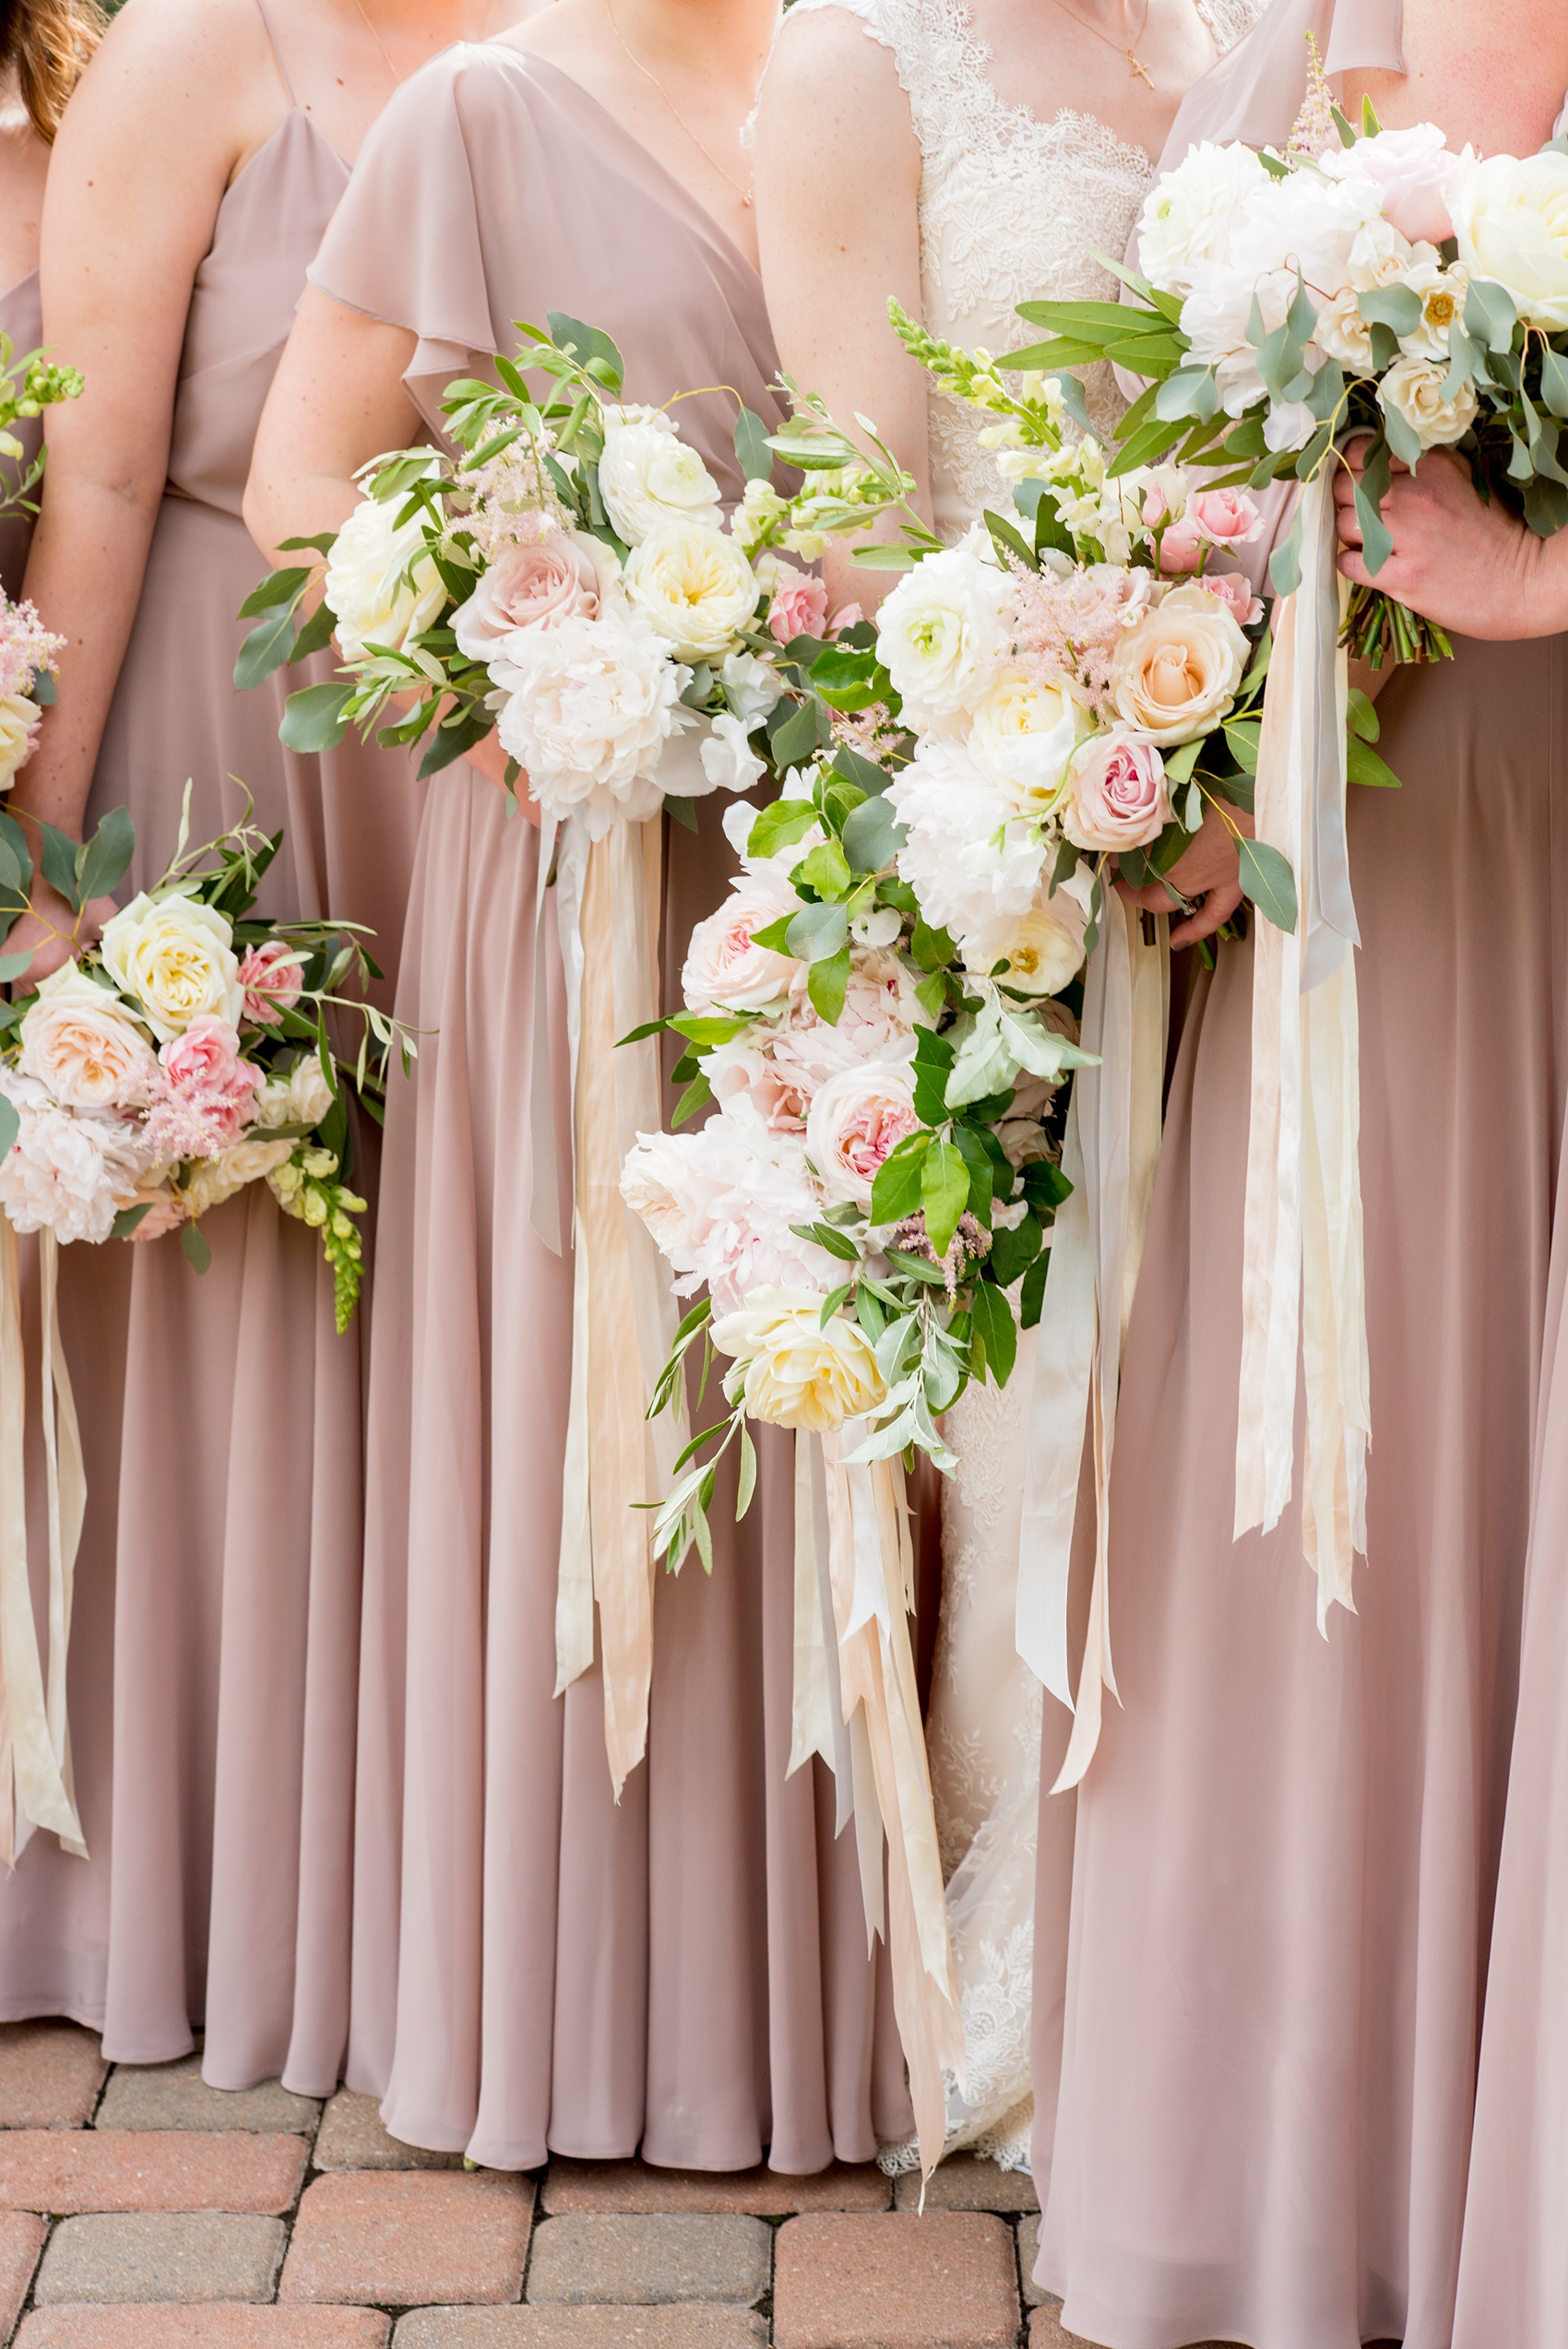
780, 0, 1264, 2174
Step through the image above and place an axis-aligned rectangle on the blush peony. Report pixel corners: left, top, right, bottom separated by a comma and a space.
492, 604, 688, 837
682, 870, 802, 1012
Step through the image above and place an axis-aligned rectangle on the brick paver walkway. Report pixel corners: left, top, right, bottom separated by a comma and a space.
0, 2021, 1249, 2347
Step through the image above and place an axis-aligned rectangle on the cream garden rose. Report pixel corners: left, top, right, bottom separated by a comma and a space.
598, 405, 723, 543
1452, 149, 1568, 329
325, 470, 446, 663
712, 1287, 887, 1433
968, 670, 1090, 817
18, 963, 158, 1109
964, 901, 1087, 996
1110, 583, 1248, 747
0, 687, 41, 789
99, 893, 244, 1041
1377, 353, 1479, 448
683, 870, 802, 1012
805, 1061, 919, 1209
181, 1136, 294, 1221
624, 521, 760, 659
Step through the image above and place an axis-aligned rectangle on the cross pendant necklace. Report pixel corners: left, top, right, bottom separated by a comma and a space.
1044, 0, 1156, 91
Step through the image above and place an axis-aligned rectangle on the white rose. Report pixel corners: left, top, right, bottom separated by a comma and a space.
181, 1136, 294, 1221
1377, 354, 1479, 449
874, 546, 1010, 730
698, 710, 767, 798
492, 604, 688, 838
1138, 140, 1273, 299
1452, 150, 1568, 330
711, 1287, 887, 1433
625, 521, 760, 658
18, 963, 159, 1109
968, 670, 1091, 818
0, 689, 41, 789
325, 472, 445, 663
805, 1060, 920, 1209
1110, 582, 1248, 747
964, 900, 1087, 996
598, 405, 723, 544
683, 870, 802, 1011
99, 893, 244, 1041
255, 1053, 335, 1131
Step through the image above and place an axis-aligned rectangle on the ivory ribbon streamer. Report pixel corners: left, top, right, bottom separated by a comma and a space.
820, 1424, 963, 2182
1013, 894, 1168, 1784
552, 815, 683, 1794
1235, 470, 1369, 1623
0, 1226, 87, 1866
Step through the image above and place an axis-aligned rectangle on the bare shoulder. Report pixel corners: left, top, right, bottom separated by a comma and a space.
759, 3, 914, 157
59, 0, 279, 163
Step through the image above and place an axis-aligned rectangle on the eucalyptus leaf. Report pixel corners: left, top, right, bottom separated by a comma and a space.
38, 821, 82, 914
76, 806, 136, 908
840, 792, 906, 874
785, 900, 849, 964
1237, 836, 1299, 933
734, 406, 773, 482
0, 1094, 17, 1163
180, 1220, 213, 1275
280, 680, 354, 753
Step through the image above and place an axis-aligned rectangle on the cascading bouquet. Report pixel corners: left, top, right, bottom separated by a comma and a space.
0, 792, 405, 1331
1006, 56, 1568, 666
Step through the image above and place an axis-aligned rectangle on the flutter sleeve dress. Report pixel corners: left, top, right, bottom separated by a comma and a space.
306, 39, 910, 2171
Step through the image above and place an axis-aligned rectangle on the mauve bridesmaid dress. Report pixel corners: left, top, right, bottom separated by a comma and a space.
1030, 6, 1568, 2345
308, 39, 910, 2172
0, 15, 425, 2095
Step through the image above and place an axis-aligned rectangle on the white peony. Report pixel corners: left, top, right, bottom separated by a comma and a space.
1138, 140, 1274, 299
492, 604, 689, 837
99, 893, 244, 1041
325, 470, 445, 663
1377, 353, 1479, 448
18, 963, 158, 1109
0, 689, 41, 790
0, 1071, 145, 1246
621, 1125, 725, 1260
598, 405, 723, 543
874, 546, 1010, 730
625, 521, 760, 658
1452, 150, 1568, 329
634, 1094, 841, 1315
968, 670, 1091, 819
887, 738, 1049, 957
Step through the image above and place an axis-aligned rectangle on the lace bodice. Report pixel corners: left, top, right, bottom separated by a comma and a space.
785, 0, 1265, 537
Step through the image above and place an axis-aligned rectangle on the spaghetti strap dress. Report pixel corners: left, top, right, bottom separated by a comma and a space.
1030, 6, 1568, 2345
308, 39, 910, 2171
0, 60, 426, 2097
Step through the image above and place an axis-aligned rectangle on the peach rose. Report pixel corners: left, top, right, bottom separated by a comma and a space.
1110, 584, 1248, 747
18, 963, 159, 1110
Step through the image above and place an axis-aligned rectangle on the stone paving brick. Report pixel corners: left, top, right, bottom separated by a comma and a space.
1017, 2213, 1047, 2307
0, 2025, 107, 2130
892, 2154, 1039, 2213
0, 2128, 308, 2213
395, 2311, 767, 2348
34, 2212, 287, 2304
0, 2210, 45, 2333
541, 2158, 888, 2216
313, 2092, 464, 2172
525, 2214, 770, 2307
97, 2055, 321, 2135
18, 2310, 390, 2346
1027, 2301, 1104, 2347
280, 2170, 533, 2307
774, 2211, 1019, 2349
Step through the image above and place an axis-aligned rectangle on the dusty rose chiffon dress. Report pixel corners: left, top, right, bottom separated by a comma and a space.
309, 42, 909, 2172
0, 38, 425, 2094
1031, 6, 1568, 2345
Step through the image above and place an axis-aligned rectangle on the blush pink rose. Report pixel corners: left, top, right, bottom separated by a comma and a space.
1319, 122, 1473, 245
1063, 728, 1172, 852
767, 563, 830, 646
804, 1063, 920, 1208
452, 534, 604, 658
159, 1016, 260, 1145
683, 872, 802, 1012
237, 939, 304, 1026
1159, 487, 1264, 574
1201, 569, 1265, 628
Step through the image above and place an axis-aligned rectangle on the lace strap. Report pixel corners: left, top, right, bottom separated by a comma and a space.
1193, 0, 1272, 57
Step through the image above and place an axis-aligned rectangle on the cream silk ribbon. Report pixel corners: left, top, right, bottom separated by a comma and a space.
1014, 893, 1168, 1785
551, 815, 683, 1797
0, 1225, 88, 1866
1235, 469, 1369, 1622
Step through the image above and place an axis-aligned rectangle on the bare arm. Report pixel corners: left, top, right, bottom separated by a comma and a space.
754, 6, 925, 611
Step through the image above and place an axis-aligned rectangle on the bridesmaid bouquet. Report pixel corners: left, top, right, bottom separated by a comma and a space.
1016, 57, 1568, 666
0, 591, 63, 794
0, 793, 404, 1330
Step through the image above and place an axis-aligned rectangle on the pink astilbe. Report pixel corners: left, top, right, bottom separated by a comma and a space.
464, 436, 565, 564
1006, 563, 1152, 718
0, 591, 65, 699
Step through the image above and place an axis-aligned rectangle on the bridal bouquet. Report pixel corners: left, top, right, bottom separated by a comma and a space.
1011, 58, 1568, 666
0, 795, 404, 1330
238, 316, 903, 821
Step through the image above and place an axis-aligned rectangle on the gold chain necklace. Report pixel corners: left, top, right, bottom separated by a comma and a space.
1042, 0, 1156, 89
603, 0, 754, 208
352, 0, 406, 86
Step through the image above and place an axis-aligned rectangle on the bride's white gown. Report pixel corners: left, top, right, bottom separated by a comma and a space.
782, 0, 1264, 2171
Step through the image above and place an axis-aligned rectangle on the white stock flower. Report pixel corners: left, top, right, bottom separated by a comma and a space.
1138, 140, 1273, 299
598, 405, 722, 543
255, 1054, 335, 1131
99, 893, 244, 1041
968, 670, 1091, 818
874, 546, 1010, 730
0, 689, 41, 789
887, 738, 1048, 958
181, 1136, 294, 1220
492, 604, 688, 837
711, 1287, 886, 1433
1452, 150, 1568, 329
18, 963, 158, 1109
325, 471, 445, 662
1377, 354, 1479, 448
625, 521, 760, 658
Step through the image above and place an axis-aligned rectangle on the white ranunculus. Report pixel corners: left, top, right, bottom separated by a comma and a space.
1453, 150, 1568, 328
968, 670, 1092, 818
1377, 354, 1479, 449
492, 604, 689, 837
698, 711, 767, 798
598, 405, 723, 544
887, 738, 1047, 957
18, 963, 159, 1109
99, 893, 244, 1041
1110, 582, 1248, 746
325, 473, 445, 663
0, 689, 41, 789
712, 1287, 886, 1433
625, 521, 760, 658
1138, 139, 1273, 299
805, 1060, 920, 1210
874, 546, 1010, 730
683, 868, 802, 1012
